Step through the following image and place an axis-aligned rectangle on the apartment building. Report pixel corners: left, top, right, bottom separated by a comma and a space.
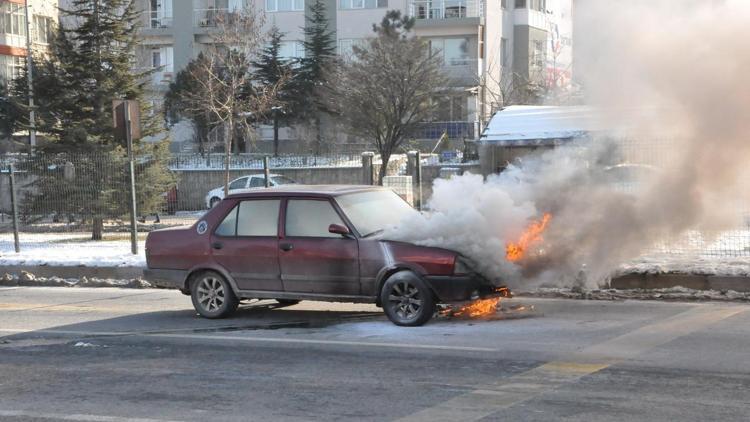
0, 0, 58, 86
133, 0, 572, 149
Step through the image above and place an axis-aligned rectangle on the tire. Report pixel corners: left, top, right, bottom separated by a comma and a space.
190, 271, 239, 319
275, 299, 300, 306
380, 271, 435, 327
209, 197, 221, 208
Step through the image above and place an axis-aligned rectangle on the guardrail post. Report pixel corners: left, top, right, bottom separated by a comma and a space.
361, 152, 374, 185
263, 156, 270, 187
9, 164, 20, 253
407, 151, 423, 210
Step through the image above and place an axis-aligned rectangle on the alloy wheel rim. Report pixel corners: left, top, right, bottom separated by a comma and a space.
197, 277, 225, 312
388, 281, 422, 320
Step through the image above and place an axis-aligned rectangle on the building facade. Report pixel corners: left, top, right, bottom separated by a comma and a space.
0, 0, 58, 86
132, 0, 572, 151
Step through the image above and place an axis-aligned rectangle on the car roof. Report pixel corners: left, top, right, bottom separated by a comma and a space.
225, 185, 390, 199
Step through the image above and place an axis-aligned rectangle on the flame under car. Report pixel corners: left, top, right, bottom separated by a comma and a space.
144, 185, 504, 326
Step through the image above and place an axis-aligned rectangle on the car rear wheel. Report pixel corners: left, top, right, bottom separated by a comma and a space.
380, 272, 435, 327
209, 197, 221, 208
190, 271, 239, 319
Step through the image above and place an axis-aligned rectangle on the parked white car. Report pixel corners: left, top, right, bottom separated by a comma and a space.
204, 174, 296, 208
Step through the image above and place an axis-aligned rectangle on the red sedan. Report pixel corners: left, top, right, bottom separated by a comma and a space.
144, 186, 503, 326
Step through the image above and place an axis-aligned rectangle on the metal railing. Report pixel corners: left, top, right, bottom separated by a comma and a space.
139, 10, 173, 29
193, 8, 234, 27
413, 121, 475, 140
409, 0, 480, 19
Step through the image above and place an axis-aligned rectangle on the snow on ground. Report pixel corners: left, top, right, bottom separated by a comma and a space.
519, 287, 750, 302
620, 254, 750, 276
0, 233, 145, 267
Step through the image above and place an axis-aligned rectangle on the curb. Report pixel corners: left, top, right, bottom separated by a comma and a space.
610, 273, 750, 292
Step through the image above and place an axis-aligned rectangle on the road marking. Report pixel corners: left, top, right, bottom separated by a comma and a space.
150, 332, 498, 352
0, 410, 180, 422
397, 305, 746, 422
0, 328, 498, 352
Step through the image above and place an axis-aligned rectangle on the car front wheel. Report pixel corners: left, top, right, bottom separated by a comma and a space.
190, 271, 239, 319
380, 271, 435, 327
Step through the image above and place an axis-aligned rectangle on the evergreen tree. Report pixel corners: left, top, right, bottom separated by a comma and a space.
10, 0, 173, 240
296, 0, 338, 153
253, 25, 294, 156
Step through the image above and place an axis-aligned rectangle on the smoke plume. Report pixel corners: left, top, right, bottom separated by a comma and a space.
388, 0, 750, 288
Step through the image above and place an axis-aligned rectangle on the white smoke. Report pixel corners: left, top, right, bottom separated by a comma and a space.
387, 0, 750, 288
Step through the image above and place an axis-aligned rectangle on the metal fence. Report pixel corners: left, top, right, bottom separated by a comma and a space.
2, 142, 748, 264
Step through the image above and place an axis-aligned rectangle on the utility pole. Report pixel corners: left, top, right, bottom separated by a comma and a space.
24, 0, 36, 152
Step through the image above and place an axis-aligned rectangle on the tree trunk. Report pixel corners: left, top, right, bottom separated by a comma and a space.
377, 153, 390, 186
91, 217, 103, 241
224, 120, 232, 196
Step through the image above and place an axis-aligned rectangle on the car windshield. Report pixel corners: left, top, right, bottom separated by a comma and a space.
271, 175, 296, 185
335, 190, 417, 237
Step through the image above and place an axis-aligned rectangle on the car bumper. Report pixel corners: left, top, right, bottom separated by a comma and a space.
143, 268, 188, 290
424, 274, 505, 303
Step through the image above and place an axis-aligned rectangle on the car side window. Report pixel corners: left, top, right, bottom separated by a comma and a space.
228, 177, 248, 190
237, 200, 280, 236
249, 177, 266, 188
285, 199, 346, 238
215, 205, 238, 236
215, 200, 280, 237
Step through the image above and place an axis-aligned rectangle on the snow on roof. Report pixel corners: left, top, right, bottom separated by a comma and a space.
479, 105, 611, 146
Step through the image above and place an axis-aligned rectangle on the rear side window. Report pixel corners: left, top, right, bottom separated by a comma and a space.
249, 177, 266, 188
228, 177, 248, 190
285, 199, 345, 238
215, 200, 280, 237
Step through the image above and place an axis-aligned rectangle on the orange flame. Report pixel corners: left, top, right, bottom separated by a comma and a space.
451, 297, 501, 317
506, 213, 552, 262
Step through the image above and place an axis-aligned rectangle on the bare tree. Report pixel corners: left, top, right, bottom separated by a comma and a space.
176, 5, 286, 195
338, 11, 447, 184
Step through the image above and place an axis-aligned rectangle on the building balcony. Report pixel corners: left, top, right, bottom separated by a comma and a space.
409, 0, 481, 21
138, 10, 173, 30
413, 121, 475, 140
194, 8, 244, 28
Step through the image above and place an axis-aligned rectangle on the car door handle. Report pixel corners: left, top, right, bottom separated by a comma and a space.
211, 242, 223, 250
280, 243, 294, 252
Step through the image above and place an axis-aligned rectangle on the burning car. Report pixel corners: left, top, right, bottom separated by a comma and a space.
144, 186, 506, 326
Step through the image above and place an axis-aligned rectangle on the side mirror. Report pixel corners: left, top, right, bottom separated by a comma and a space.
328, 223, 351, 237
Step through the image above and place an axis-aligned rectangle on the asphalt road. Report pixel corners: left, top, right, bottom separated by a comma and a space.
1, 287, 749, 421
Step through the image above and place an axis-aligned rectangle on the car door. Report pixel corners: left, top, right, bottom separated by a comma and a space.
210, 199, 282, 292
279, 198, 360, 295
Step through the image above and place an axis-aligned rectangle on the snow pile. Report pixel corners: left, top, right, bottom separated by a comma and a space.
0, 272, 152, 288
0, 233, 145, 267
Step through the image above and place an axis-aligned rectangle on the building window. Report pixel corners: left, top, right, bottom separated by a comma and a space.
500, 37, 508, 66
266, 0, 304, 12
514, 0, 526, 8
501, 0, 507, 9
33, 16, 54, 44
430, 38, 472, 66
0, 55, 24, 86
279, 40, 305, 59
339, 0, 387, 10
529, 0, 545, 11
532, 40, 545, 68
0, 3, 27, 36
